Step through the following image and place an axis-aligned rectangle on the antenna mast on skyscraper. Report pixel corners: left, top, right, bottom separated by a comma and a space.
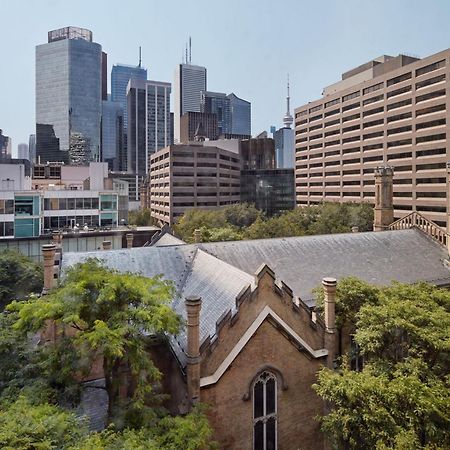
138, 46, 142, 67
189, 36, 192, 63
185, 43, 188, 65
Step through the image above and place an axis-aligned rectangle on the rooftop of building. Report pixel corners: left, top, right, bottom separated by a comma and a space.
61, 227, 450, 368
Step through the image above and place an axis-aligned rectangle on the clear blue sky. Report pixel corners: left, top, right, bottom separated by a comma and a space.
1, 0, 450, 154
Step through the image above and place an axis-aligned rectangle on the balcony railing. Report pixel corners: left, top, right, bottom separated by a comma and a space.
389, 211, 447, 246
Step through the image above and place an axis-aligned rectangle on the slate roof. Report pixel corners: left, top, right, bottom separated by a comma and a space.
61, 228, 450, 363
200, 228, 450, 306
61, 246, 254, 367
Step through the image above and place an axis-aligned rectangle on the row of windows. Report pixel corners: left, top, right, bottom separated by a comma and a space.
296, 58, 447, 121
297, 103, 446, 135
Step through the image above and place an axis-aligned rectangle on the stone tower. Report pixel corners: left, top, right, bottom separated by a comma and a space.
373, 166, 394, 231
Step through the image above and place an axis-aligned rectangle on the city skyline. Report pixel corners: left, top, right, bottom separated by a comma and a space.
2, 0, 450, 153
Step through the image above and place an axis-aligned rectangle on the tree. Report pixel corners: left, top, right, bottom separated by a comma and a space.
128, 208, 155, 226
0, 397, 216, 450
0, 396, 87, 449
7, 259, 181, 426
222, 203, 261, 228
0, 250, 43, 310
313, 281, 450, 449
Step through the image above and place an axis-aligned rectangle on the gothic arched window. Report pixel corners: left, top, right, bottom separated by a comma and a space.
253, 371, 277, 450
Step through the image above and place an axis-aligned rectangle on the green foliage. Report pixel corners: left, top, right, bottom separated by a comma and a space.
77, 405, 217, 450
355, 282, 450, 368
0, 396, 87, 449
0, 250, 43, 310
128, 208, 155, 226
314, 281, 450, 449
174, 202, 373, 242
0, 398, 215, 450
313, 276, 380, 329
7, 259, 181, 426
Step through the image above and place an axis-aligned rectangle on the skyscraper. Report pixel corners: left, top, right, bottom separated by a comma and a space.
0, 130, 11, 162
17, 143, 29, 160
173, 63, 207, 143
274, 79, 295, 168
228, 93, 251, 137
101, 100, 124, 171
28, 134, 36, 164
36, 27, 102, 165
200, 91, 231, 135
127, 79, 171, 175
111, 63, 147, 135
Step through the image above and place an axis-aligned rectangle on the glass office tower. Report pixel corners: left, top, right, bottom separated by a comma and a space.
36, 27, 102, 165
200, 91, 231, 135
228, 93, 251, 137
173, 63, 207, 142
101, 100, 124, 171
127, 79, 171, 175
111, 64, 147, 133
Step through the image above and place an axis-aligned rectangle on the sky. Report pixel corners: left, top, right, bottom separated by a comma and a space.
1, 0, 450, 155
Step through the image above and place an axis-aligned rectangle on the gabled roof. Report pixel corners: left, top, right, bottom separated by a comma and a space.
61, 246, 254, 367
200, 229, 450, 306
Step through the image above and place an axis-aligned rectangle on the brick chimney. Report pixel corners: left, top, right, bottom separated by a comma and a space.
185, 295, 202, 406
322, 277, 337, 369
373, 166, 394, 231
322, 277, 337, 333
51, 230, 63, 248
42, 244, 56, 294
102, 240, 112, 250
126, 233, 134, 249
193, 229, 202, 243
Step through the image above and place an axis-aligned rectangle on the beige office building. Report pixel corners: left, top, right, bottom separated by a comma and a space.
149, 143, 241, 225
295, 49, 450, 226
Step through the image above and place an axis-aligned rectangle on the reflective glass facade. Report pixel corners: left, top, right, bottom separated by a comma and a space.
111, 64, 147, 132
200, 91, 231, 135
101, 100, 123, 170
36, 29, 102, 165
274, 127, 295, 169
240, 169, 295, 216
127, 79, 171, 175
228, 93, 251, 136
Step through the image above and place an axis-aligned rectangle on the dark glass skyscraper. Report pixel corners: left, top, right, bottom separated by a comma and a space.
200, 91, 231, 135
36, 27, 103, 165
127, 79, 171, 175
228, 93, 251, 137
111, 64, 147, 134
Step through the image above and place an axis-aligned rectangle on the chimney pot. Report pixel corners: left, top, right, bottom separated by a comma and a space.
193, 229, 202, 243
322, 277, 337, 333
185, 295, 202, 406
126, 233, 134, 249
42, 244, 57, 294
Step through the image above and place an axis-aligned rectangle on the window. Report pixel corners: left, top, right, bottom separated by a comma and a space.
342, 91, 360, 102
363, 82, 383, 94
253, 371, 277, 450
415, 74, 446, 90
363, 94, 383, 106
416, 89, 446, 104
309, 104, 322, 113
416, 59, 445, 77
387, 72, 411, 87
325, 98, 340, 108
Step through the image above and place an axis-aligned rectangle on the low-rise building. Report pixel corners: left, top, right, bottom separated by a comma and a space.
149, 143, 241, 225
0, 162, 124, 239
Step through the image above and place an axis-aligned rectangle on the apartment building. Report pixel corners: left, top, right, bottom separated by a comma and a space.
149, 143, 241, 225
295, 49, 450, 226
